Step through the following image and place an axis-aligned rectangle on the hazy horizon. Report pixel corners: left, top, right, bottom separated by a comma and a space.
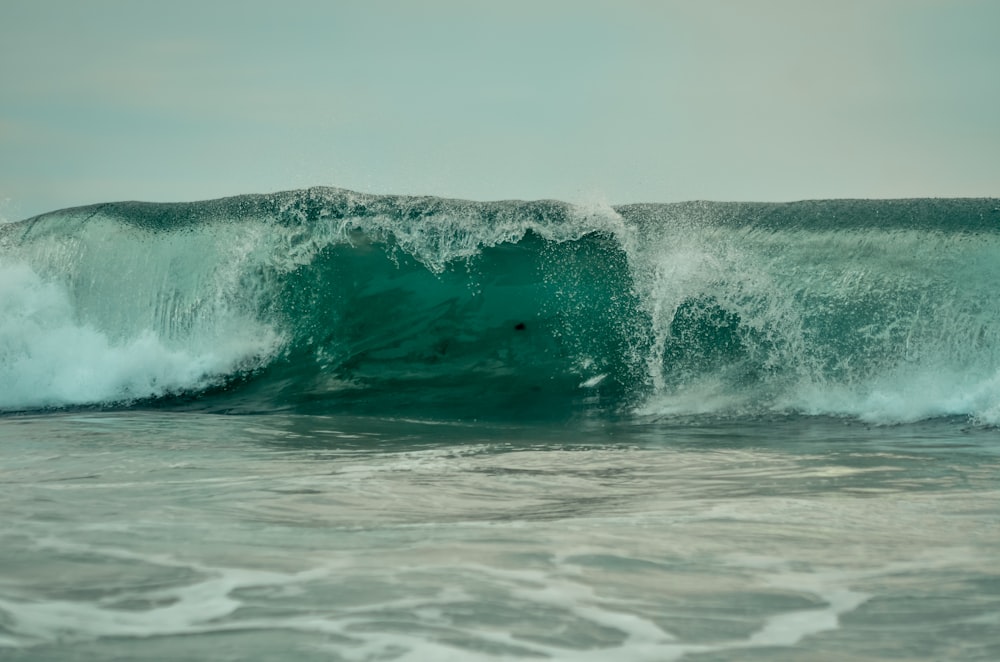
3, 0, 999, 220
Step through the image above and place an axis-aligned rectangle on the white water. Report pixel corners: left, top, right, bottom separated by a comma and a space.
1, 413, 997, 660
629, 222, 1000, 425
0, 262, 280, 410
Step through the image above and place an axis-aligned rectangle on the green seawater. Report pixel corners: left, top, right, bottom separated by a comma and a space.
4, 191, 1000, 424
2, 412, 998, 661
3, 190, 1000, 658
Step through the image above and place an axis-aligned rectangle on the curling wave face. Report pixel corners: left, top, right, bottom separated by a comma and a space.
2, 188, 999, 423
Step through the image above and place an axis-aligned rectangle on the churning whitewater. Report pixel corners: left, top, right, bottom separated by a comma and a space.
1, 188, 999, 423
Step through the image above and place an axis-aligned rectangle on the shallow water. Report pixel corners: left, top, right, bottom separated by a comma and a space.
2, 412, 998, 661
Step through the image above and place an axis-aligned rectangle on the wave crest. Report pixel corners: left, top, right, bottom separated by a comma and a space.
3, 189, 1000, 423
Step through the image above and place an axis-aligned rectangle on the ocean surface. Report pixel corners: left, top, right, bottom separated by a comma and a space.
1, 189, 999, 660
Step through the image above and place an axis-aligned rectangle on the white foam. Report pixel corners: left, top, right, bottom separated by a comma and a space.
782, 366, 1000, 425
0, 262, 280, 410
636, 365, 1000, 425
579, 374, 607, 388
0, 535, 931, 660
623, 218, 1000, 425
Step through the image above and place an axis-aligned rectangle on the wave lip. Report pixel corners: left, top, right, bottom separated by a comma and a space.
2, 189, 1000, 424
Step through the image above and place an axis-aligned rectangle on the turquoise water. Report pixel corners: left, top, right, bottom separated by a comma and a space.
4, 190, 1000, 422
2, 190, 1000, 659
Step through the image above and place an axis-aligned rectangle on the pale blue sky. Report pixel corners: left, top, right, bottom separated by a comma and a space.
2, 0, 998, 220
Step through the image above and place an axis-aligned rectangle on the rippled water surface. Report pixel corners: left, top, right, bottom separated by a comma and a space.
2, 412, 998, 661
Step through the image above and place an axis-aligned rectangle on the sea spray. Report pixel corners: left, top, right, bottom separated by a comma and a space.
1, 188, 998, 423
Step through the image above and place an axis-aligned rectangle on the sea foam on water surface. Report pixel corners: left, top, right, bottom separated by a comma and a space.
0, 261, 280, 410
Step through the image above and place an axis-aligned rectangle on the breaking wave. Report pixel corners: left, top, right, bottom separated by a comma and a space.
2, 188, 999, 424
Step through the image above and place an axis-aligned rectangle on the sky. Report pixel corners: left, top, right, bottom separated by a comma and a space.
1, 0, 998, 220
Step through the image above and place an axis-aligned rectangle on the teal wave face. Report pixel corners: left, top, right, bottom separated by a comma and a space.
248, 229, 646, 418
2, 189, 999, 423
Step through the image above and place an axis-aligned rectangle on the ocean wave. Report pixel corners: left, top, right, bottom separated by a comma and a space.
2, 188, 999, 423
